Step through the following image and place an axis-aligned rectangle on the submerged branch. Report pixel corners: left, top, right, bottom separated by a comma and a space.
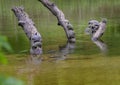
85, 19, 107, 53
92, 19, 107, 41
12, 7, 42, 56
38, 0, 76, 43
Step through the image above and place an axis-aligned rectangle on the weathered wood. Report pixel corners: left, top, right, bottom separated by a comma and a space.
38, 0, 76, 43
12, 7, 42, 55
85, 19, 107, 53
85, 19, 107, 41
92, 19, 107, 53
92, 19, 107, 41
85, 20, 99, 36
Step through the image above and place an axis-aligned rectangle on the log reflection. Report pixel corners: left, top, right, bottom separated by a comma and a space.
92, 39, 107, 54
27, 55, 42, 65
17, 55, 42, 85
50, 41, 75, 61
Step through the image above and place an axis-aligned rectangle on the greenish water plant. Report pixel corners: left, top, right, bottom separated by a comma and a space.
0, 75, 24, 85
0, 35, 13, 64
0, 35, 24, 85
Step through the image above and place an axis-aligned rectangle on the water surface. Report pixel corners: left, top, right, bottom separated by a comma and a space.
0, 0, 120, 85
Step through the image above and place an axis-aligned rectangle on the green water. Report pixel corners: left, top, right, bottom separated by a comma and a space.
0, 0, 120, 85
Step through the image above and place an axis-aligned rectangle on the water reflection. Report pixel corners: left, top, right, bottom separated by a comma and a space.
27, 55, 42, 65
49, 41, 75, 61
17, 55, 42, 85
16, 42, 75, 85
92, 39, 107, 54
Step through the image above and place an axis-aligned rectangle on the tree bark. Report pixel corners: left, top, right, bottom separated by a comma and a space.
12, 7, 42, 56
91, 19, 107, 53
85, 19, 107, 53
38, 0, 76, 43
92, 19, 107, 41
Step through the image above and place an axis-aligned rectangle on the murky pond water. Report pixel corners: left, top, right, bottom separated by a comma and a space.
0, 0, 120, 85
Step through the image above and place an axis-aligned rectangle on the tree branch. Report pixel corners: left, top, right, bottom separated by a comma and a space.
92, 19, 107, 41
12, 7, 42, 56
38, 0, 76, 43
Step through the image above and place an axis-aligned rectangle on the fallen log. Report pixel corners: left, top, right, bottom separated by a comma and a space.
12, 7, 42, 56
38, 0, 76, 43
